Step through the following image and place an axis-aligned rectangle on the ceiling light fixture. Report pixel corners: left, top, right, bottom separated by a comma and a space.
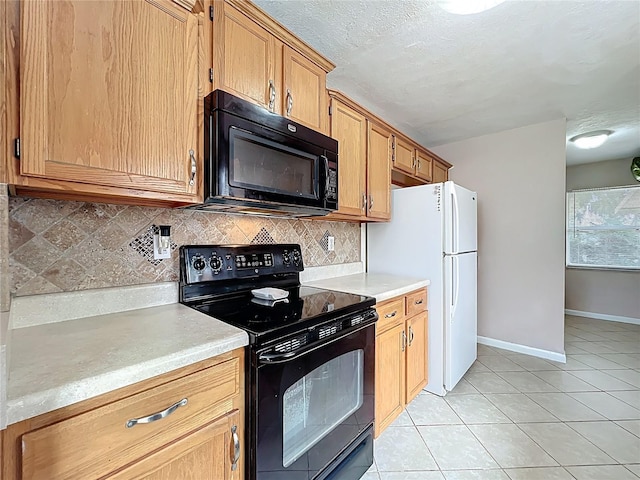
569, 130, 613, 149
438, 0, 506, 15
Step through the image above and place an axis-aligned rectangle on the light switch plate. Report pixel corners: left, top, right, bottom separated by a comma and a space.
153, 235, 171, 260
327, 236, 335, 251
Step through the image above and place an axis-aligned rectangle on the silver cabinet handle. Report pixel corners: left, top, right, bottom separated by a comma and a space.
409, 326, 414, 346
362, 193, 367, 212
286, 89, 293, 116
417, 158, 421, 171
412, 155, 416, 168
189, 149, 196, 186
231, 425, 240, 471
384, 310, 397, 319
415, 299, 424, 305
401, 330, 407, 352
369, 195, 374, 210
268, 80, 276, 111
126, 398, 188, 428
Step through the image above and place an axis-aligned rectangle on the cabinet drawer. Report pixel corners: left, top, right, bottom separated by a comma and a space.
21, 357, 240, 480
376, 298, 405, 334
405, 289, 427, 317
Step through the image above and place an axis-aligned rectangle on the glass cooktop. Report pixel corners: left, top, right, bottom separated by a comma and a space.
189, 286, 375, 344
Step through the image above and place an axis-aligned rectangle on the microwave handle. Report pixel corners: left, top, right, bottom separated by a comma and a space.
322, 155, 329, 196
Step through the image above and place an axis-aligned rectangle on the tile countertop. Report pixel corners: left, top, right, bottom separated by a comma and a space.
6, 303, 248, 426
305, 273, 429, 303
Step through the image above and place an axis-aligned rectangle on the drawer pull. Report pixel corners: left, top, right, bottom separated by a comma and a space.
414, 299, 424, 305
231, 425, 240, 471
125, 398, 188, 428
384, 310, 397, 319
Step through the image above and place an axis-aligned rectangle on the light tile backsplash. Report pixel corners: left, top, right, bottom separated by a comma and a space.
8, 197, 360, 296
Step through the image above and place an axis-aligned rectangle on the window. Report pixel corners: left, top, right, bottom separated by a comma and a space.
566, 185, 640, 270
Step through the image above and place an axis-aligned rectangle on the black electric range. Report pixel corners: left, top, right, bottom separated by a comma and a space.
179, 244, 377, 480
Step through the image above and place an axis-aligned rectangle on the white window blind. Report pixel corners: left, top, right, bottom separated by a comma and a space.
566, 185, 640, 270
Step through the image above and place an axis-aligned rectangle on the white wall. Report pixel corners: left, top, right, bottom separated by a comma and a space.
433, 119, 566, 355
565, 157, 640, 320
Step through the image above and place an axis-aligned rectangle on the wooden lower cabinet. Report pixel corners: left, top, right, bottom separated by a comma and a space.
374, 289, 428, 438
3, 349, 245, 480
107, 410, 240, 480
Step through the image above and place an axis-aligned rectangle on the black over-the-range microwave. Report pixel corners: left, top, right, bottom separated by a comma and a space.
190, 90, 338, 217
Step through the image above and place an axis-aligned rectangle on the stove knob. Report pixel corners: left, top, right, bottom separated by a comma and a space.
210, 255, 222, 272
192, 255, 206, 271
282, 251, 291, 265
292, 250, 301, 266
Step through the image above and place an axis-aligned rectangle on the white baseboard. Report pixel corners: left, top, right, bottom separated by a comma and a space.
565, 309, 640, 326
478, 336, 566, 363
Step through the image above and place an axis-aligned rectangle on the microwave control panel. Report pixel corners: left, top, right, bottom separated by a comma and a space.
326, 159, 338, 201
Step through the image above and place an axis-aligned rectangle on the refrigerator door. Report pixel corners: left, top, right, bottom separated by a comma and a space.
444, 182, 478, 254
444, 251, 477, 391
368, 183, 446, 396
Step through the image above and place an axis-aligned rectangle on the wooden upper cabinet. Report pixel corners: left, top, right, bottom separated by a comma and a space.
367, 121, 392, 221
329, 98, 367, 217
433, 159, 450, 183
215, 4, 276, 110
283, 45, 327, 133
393, 136, 415, 176
20, 0, 200, 197
212, 2, 333, 134
415, 148, 433, 182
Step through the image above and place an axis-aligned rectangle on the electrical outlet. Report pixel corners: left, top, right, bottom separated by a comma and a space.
327, 236, 335, 252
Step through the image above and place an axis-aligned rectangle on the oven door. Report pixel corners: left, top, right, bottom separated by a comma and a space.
212, 109, 337, 211
252, 323, 375, 480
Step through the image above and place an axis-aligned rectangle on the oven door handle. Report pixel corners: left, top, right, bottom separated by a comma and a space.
257, 320, 375, 365
257, 351, 297, 363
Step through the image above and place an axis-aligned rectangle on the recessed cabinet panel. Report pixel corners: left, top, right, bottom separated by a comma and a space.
367, 121, 392, 221
393, 137, 415, 175
20, 0, 198, 195
283, 46, 327, 133
415, 149, 433, 182
218, 6, 274, 110
330, 99, 367, 217
406, 311, 429, 404
375, 320, 405, 437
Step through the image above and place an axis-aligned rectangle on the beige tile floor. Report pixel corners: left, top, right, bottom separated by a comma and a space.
365, 315, 640, 480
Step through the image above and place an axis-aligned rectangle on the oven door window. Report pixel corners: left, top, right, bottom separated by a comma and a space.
229, 127, 319, 200
282, 350, 364, 468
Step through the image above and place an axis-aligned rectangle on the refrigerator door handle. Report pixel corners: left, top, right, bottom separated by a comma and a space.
451, 188, 459, 253
451, 255, 460, 321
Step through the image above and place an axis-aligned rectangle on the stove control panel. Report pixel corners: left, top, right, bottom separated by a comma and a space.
180, 244, 304, 284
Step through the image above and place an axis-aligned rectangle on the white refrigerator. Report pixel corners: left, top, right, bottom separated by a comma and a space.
367, 181, 477, 396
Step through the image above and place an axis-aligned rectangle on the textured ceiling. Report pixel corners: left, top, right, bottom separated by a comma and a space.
255, 0, 640, 165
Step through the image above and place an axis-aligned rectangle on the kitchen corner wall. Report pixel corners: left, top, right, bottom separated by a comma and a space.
565, 157, 640, 320
432, 118, 567, 355
7, 198, 360, 297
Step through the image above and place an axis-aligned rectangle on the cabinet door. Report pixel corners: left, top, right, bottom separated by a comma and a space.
215, 3, 276, 111
367, 121, 392, 221
405, 312, 429, 405
415, 148, 433, 182
20, 0, 199, 196
282, 45, 327, 133
375, 321, 405, 437
393, 136, 415, 175
107, 410, 241, 480
330, 99, 366, 217
433, 160, 449, 183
